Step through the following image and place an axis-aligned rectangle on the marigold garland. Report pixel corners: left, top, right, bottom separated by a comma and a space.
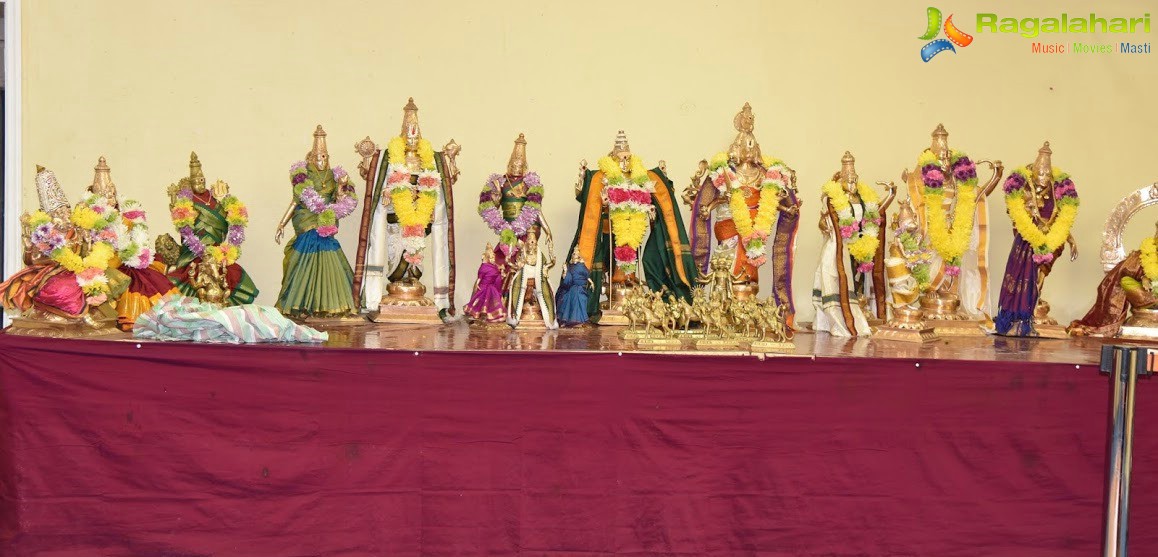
918, 149, 978, 272
706, 152, 790, 267
1141, 237, 1158, 293
1001, 166, 1079, 265
386, 136, 442, 265
29, 195, 124, 306
599, 155, 653, 275
822, 180, 882, 272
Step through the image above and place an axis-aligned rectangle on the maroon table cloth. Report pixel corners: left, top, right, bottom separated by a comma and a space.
0, 334, 1153, 556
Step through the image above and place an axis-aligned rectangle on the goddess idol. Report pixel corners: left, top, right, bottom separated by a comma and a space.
353, 98, 461, 323
564, 130, 695, 325
0, 165, 128, 336
901, 124, 1002, 334
685, 103, 801, 325
1069, 183, 1158, 340
165, 152, 257, 306
85, 157, 177, 330
993, 142, 1079, 338
478, 133, 553, 279
274, 125, 359, 319
813, 152, 895, 337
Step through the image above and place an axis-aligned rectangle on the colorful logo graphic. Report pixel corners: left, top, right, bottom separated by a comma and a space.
919, 7, 975, 62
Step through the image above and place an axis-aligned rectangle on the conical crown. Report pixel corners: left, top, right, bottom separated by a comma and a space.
839, 151, 857, 184
308, 125, 330, 170
89, 156, 119, 202
930, 124, 949, 157
733, 102, 755, 134
400, 97, 421, 140
507, 133, 528, 176
1032, 141, 1053, 175
609, 130, 630, 157
35, 165, 71, 220
189, 151, 205, 179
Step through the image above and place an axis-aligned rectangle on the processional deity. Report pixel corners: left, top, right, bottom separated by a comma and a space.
506, 229, 558, 329
1069, 183, 1158, 340
274, 125, 359, 319
165, 152, 257, 306
874, 199, 939, 342
0, 165, 128, 336
993, 142, 1079, 337
354, 98, 460, 323
813, 152, 895, 337
686, 103, 801, 327
564, 130, 695, 325
86, 157, 176, 330
901, 124, 1003, 334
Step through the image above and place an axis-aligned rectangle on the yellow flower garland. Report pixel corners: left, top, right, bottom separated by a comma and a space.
1142, 238, 1158, 286
708, 152, 787, 265
918, 150, 977, 265
821, 180, 882, 264
1004, 167, 1078, 256
386, 136, 441, 232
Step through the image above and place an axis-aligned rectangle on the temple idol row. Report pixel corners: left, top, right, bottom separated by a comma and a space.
3, 98, 1154, 345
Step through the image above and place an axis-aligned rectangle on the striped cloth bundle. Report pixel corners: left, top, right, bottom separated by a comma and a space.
134, 294, 327, 344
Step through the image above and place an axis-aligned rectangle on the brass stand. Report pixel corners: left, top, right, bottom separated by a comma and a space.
1118, 307, 1158, 341
597, 281, 630, 326
874, 306, 939, 343
6, 314, 120, 338
731, 281, 758, 301
744, 339, 795, 354
1029, 299, 1069, 339
920, 291, 985, 336
370, 279, 443, 324
512, 299, 550, 330
634, 337, 684, 350
294, 314, 368, 326
693, 336, 741, 350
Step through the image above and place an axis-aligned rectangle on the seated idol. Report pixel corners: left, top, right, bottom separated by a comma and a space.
0, 165, 128, 336
813, 152, 895, 337
354, 98, 461, 323
555, 248, 594, 326
165, 152, 258, 306
1069, 184, 1158, 339
563, 130, 695, 325
686, 103, 801, 325
85, 156, 177, 331
993, 142, 1079, 338
274, 125, 359, 319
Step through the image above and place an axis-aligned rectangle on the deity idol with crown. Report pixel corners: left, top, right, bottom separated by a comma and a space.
506, 229, 558, 329
993, 142, 1079, 338
901, 124, 1003, 334
873, 199, 939, 343
478, 133, 554, 281
564, 130, 695, 325
164, 152, 257, 306
85, 156, 177, 330
353, 97, 461, 323
274, 125, 359, 319
0, 165, 129, 336
685, 103, 802, 326
1070, 184, 1158, 340
812, 152, 896, 337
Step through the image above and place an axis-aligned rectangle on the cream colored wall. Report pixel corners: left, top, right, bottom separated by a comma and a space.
20, 0, 1158, 323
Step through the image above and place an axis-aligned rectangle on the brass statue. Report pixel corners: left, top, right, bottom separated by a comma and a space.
874, 200, 939, 343
354, 97, 461, 324
813, 151, 896, 337
901, 124, 1003, 335
191, 260, 230, 306
686, 102, 801, 323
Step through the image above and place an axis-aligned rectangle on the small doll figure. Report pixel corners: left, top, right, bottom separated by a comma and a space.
555, 247, 593, 326
463, 244, 507, 324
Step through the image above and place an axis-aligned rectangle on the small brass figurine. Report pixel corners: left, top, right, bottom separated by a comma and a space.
874, 200, 939, 343
191, 260, 231, 306
506, 229, 558, 330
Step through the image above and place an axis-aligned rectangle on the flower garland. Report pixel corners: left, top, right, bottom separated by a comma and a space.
27, 202, 119, 306
706, 153, 790, 267
171, 185, 248, 266
1001, 166, 1080, 265
386, 136, 441, 265
600, 155, 653, 275
1141, 237, 1158, 293
477, 172, 543, 258
821, 180, 882, 273
898, 231, 934, 289
114, 200, 155, 270
918, 149, 978, 275
290, 161, 358, 238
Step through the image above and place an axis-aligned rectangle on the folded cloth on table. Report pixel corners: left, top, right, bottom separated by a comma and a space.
133, 294, 328, 344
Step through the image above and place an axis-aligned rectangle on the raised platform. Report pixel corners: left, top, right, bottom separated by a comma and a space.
0, 328, 1152, 556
